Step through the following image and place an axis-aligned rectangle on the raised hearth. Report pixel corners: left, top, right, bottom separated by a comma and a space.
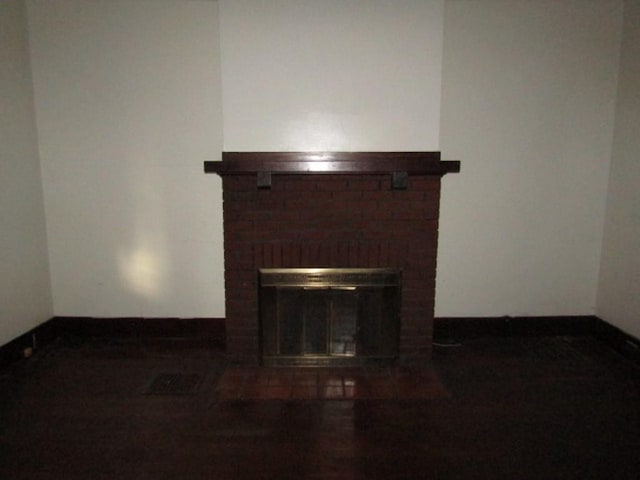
205, 152, 459, 365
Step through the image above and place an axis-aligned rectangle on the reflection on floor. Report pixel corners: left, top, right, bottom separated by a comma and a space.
216, 366, 450, 400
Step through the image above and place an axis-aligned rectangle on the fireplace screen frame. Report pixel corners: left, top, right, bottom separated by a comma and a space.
259, 268, 401, 366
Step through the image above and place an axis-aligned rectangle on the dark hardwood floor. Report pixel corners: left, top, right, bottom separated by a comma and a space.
1, 335, 638, 479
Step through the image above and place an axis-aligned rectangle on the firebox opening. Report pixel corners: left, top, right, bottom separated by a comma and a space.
259, 268, 401, 366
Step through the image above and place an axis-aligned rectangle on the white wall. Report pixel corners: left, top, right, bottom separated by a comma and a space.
437, 0, 623, 317
15, 0, 633, 327
0, 0, 52, 346
597, 0, 640, 339
219, 0, 443, 151
27, 0, 225, 317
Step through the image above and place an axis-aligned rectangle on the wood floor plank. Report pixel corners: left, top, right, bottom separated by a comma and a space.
0, 336, 638, 479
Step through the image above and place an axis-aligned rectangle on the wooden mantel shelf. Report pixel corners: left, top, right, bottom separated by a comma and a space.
204, 152, 461, 176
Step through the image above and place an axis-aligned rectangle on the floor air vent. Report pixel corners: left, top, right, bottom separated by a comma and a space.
145, 373, 201, 395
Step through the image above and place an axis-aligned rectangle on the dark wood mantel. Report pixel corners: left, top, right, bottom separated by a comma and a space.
204, 151, 460, 176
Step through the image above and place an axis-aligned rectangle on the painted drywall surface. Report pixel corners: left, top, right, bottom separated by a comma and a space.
0, 0, 53, 346
437, 0, 623, 317
20, 0, 630, 323
27, 0, 225, 317
597, 0, 640, 340
219, 0, 443, 151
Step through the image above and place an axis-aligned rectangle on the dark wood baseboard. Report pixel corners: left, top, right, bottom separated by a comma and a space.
434, 315, 598, 339
3, 315, 637, 369
434, 315, 640, 366
1, 316, 226, 370
589, 317, 640, 367
53, 316, 226, 344
0, 318, 58, 369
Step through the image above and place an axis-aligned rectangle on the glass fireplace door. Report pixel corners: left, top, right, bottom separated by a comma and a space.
259, 269, 400, 366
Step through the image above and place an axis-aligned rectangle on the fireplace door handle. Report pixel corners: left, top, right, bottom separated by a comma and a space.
300, 286, 357, 291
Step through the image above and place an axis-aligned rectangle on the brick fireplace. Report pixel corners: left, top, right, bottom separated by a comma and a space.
205, 152, 459, 365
